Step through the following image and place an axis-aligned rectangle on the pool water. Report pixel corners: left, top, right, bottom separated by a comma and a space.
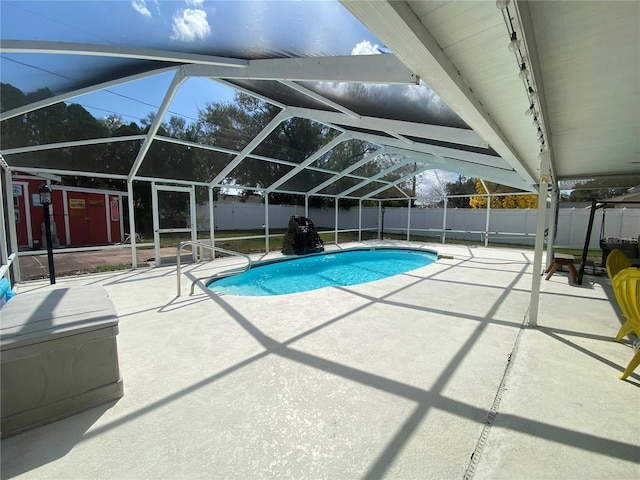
207, 248, 437, 296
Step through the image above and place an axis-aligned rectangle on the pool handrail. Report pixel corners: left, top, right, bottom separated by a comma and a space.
0, 253, 17, 281
176, 241, 252, 296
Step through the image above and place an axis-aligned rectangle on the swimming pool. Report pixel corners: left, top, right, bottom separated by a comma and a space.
207, 248, 438, 296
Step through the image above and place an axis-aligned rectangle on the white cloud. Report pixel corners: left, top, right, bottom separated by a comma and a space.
351, 40, 381, 56
185, 0, 205, 6
313, 41, 461, 126
170, 8, 211, 42
131, 0, 151, 18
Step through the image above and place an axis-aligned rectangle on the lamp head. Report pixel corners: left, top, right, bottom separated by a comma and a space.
39, 184, 52, 205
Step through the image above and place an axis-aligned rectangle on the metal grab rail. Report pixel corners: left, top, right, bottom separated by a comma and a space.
176, 241, 252, 296
0, 253, 17, 281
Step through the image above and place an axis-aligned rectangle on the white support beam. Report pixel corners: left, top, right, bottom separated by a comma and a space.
266, 134, 348, 192
209, 187, 216, 258
0, 67, 178, 121
307, 148, 387, 195
529, 149, 551, 327
208, 109, 292, 187
279, 81, 360, 118
363, 164, 432, 199
127, 180, 137, 269
407, 199, 412, 241
0, 155, 10, 172
210, 79, 287, 109
128, 69, 187, 182
134, 176, 209, 187
480, 179, 491, 247
14, 167, 127, 180
358, 200, 363, 242
154, 135, 238, 156
335, 200, 339, 245
155, 135, 344, 177
6, 173, 21, 280
185, 54, 418, 84
442, 197, 448, 244
1, 40, 248, 68
354, 133, 533, 191
339, 157, 416, 197
382, 141, 506, 170
1, 135, 146, 156
0, 171, 7, 268
264, 193, 270, 253
388, 133, 415, 145
546, 184, 559, 270
289, 107, 486, 148
0, 170, 8, 268
340, 1, 537, 187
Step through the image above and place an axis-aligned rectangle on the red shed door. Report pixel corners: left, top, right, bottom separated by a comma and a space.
67, 192, 109, 246
67, 193, 90, 245
86, 194, 108, 244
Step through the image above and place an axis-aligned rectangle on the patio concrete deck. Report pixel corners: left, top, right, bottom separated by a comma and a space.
1, 241, 638, 479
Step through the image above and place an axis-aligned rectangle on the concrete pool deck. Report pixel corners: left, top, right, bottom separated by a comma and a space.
1, 241, 639, 479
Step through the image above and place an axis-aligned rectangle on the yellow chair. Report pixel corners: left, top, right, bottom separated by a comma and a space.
612, 266, 636, 342
606, 249, 631, 281
611, 268, 640, 380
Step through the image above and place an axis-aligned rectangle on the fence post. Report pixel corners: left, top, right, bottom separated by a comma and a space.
407, 199, 412, 241
334, 199, 339, 245
264, 194, 270, 253
358, 200, 363, 242
442, 198, 448, 243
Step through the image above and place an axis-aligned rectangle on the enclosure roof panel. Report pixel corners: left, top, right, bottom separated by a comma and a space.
0, 0, 382, 96
7, 1, 622, 197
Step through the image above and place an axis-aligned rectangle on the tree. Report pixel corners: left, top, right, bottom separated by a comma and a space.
196, 93, 415, 209
416, 183, 446, 208
469, 179, 538, 209
443, 175, 476, 207
566, 177, 640, 202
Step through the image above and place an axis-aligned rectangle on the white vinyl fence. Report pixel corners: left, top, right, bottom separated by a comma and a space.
196, 203, 640, 250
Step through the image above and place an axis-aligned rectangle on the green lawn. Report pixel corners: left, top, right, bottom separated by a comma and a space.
148, 230, 602, 265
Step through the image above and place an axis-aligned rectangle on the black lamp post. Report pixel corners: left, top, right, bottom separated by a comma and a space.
381, 205, 386, 240
39, 184, 56, 285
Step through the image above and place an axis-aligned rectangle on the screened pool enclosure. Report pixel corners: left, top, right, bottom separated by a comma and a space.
1, 1, 639, 326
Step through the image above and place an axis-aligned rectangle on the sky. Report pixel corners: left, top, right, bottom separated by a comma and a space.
0, 0, 463, 193
0, 0, 387, 125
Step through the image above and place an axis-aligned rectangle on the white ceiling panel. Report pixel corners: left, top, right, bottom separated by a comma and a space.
342, 0, 640, 186
530, 0, 640, 178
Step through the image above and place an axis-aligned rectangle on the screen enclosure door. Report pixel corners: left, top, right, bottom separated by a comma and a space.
151, 184, 197, 267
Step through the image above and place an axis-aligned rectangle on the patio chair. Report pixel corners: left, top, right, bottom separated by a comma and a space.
611, 268, 640, 380
606, 249, 631, 281
611, 267, 637, 342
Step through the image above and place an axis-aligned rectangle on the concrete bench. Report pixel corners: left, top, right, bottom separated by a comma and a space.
1, 286, 123, 438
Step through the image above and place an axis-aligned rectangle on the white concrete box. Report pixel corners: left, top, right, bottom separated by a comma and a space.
1, 286, 123, 438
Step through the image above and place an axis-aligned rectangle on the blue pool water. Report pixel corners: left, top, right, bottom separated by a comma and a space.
207, 248, 437, 296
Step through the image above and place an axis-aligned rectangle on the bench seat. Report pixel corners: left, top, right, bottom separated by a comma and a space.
1, 286, 123, 438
